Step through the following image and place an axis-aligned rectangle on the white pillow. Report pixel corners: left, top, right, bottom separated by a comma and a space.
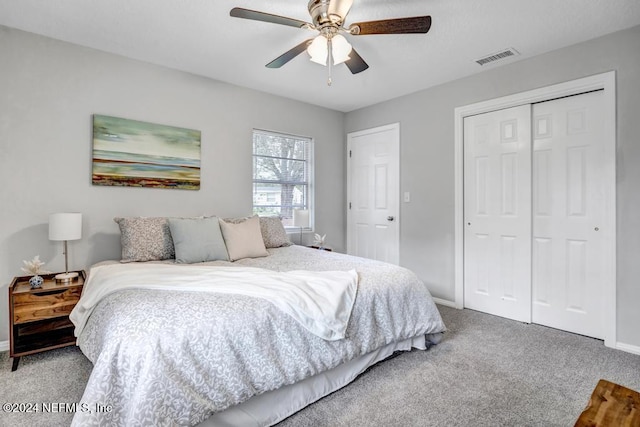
219, 215, 269, 261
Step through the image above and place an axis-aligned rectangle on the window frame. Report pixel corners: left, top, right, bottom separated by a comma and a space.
252, 129, 314, 232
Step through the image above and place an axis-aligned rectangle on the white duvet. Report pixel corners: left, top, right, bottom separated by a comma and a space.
71, 263, 358, 341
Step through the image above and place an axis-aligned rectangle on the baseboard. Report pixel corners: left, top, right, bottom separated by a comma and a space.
432, 297, 457, 308
615, 341, 640, 356
430, 300, 640, 356
0, 340, 9, 352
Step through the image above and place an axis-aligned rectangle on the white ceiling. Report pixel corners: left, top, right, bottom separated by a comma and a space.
1, 0, 639, 112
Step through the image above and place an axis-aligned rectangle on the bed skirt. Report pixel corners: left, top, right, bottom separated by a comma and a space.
198, 333, 442, 427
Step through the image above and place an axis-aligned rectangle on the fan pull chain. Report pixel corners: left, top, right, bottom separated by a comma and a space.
327, 37, 333, 86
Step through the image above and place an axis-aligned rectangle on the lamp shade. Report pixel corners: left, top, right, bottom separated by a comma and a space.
331, 34, 352, 65
307, 34, 352, 67
293, 209, 310, 229
49, 213, 82, 241
307, 35, 328, 65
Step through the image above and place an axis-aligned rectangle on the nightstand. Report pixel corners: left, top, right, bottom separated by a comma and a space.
308, 246, 333, 252
8, 271, 85, 371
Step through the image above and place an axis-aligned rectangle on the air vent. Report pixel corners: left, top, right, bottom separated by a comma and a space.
475, 48, 520, 66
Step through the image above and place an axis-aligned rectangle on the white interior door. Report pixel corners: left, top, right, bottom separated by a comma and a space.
347, 123, 399, 264
463, 105, 532, 322
531, 90, 607, 339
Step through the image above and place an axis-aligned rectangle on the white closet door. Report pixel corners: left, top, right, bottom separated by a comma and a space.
532, 91, 606, 339
463, 105, 532, 322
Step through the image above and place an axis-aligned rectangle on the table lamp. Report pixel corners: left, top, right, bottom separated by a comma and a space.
293, 209, 310, 245
49, 212, 82, 283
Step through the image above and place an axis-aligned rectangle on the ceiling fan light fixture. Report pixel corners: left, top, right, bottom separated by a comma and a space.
331, 34, 352, 65
307, 34, 352, 66
307, 35, 328, 65
231, 2, 430, 79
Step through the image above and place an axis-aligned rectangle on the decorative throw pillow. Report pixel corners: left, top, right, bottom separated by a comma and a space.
222, 215, 252, 224
168, 217, 229, 263
259, 217, 293, 248
219, 215, 269, 261
114, 217, 175, 262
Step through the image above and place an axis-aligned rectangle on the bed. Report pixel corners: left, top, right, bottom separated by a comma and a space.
69, 216, 446, 426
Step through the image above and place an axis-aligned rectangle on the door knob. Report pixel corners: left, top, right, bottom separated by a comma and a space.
387, 216, 395, 222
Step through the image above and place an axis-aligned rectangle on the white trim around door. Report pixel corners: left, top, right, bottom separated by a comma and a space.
453, 71, 617, 349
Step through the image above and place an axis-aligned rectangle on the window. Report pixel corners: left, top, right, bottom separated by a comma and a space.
252, 130, 313, 228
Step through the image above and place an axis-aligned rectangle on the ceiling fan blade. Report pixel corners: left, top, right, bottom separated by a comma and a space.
349, 16, 432, 35
230, 7, 311, 29
266, 39, 314, 68
328, 0, 354, 21
344, 48, 369, 74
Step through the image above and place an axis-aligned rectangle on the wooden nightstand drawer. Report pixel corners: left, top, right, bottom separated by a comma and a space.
13, 287, 82, 324
9, 270, 86, 371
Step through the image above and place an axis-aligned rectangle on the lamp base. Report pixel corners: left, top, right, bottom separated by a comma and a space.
55, 271, 79, 283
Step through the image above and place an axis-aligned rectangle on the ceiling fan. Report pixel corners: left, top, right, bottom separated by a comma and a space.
230, 0, 432, 84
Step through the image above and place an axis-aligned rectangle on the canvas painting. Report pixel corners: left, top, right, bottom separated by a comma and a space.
92, 115, 201, 190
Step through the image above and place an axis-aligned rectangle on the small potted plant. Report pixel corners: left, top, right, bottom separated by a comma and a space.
21, 255, 50, 288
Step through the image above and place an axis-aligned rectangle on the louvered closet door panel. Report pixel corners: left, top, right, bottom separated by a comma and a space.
531, 90, 606, 339
463, 105, 532, 322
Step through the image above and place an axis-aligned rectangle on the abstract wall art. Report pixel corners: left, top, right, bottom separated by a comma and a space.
92, 115, 201, 190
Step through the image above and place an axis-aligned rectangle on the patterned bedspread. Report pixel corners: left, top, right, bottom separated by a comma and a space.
72, 246, 446, 426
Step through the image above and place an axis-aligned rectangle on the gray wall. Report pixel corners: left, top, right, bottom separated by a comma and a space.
0, 26, 346, 343
345, 25, 640, 348
2, 22, 639, 350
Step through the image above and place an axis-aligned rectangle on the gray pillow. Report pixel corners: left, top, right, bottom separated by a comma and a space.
114, 217, 175, 262
168, 217, 229, 263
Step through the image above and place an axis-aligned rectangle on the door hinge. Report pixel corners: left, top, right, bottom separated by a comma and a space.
349, 202, 352, 209
349, 150, 352, 158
